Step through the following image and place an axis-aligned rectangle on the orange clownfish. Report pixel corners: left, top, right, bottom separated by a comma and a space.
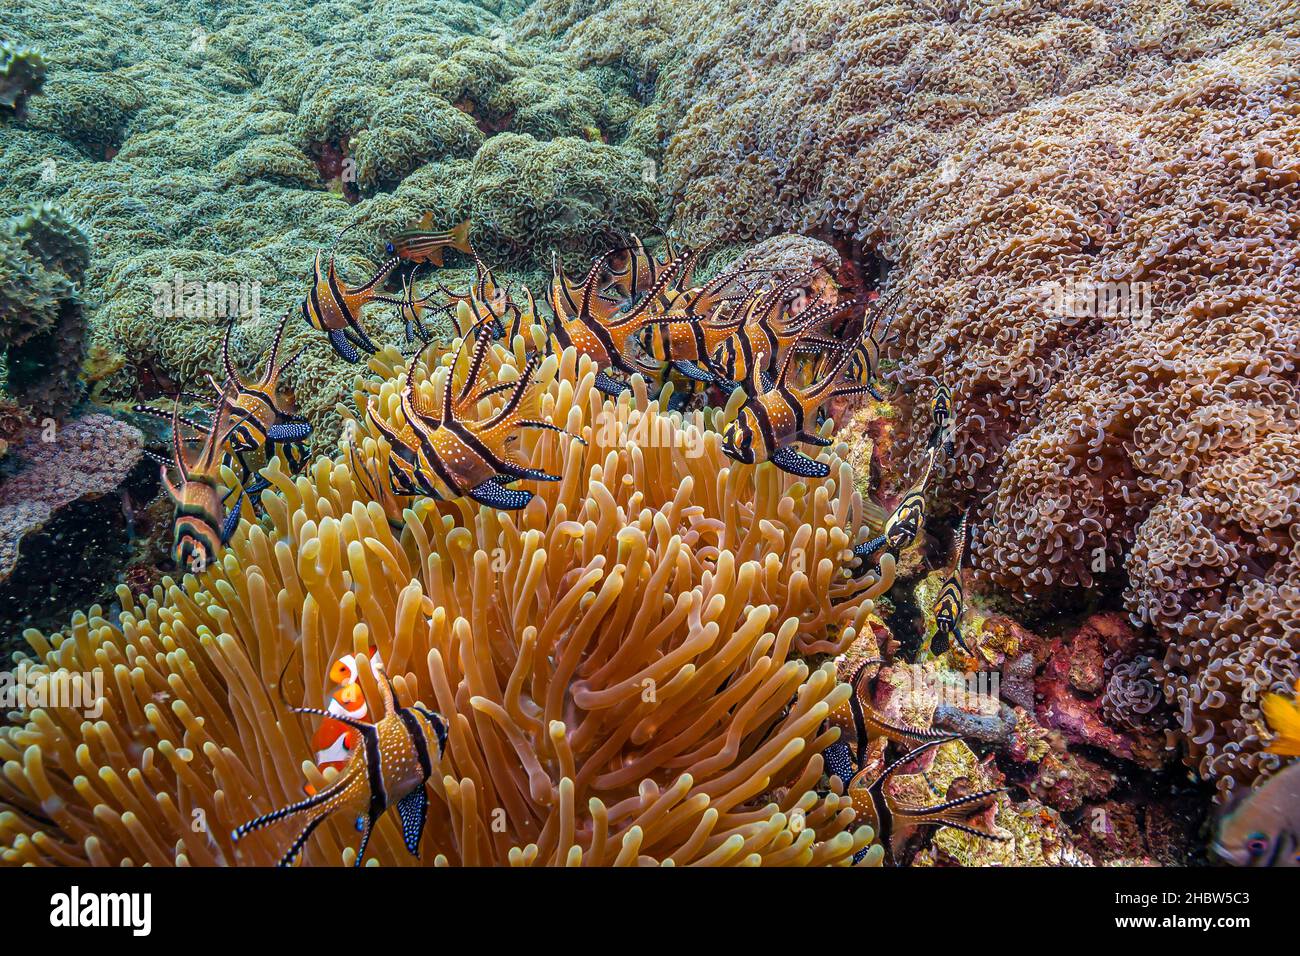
303, 651, 380, 795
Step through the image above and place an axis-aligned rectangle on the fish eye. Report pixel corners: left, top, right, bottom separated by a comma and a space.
385, 242, 395, 254
1246, 833, 1269, 855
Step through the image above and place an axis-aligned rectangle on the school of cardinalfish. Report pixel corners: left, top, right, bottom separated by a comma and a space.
138, 213, 988, 864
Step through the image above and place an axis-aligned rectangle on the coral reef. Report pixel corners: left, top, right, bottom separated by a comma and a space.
0, 0, 668, 457
522, 0, 1300, 792
0, 42, 45, 123
0, 344, 893, 866
0, 201, 90, 418
1, 0, 1292, 869
0, 413, 143, 582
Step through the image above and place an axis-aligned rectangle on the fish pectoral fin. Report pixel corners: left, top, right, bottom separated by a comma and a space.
396, 786, 429, 858
797, 430, 833, 447
468, 478, 534, 510
769, 445, 830, 479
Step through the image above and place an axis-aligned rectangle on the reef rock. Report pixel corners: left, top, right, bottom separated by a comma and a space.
0, 413, 143, 582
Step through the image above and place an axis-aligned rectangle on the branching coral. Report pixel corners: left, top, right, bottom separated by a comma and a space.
0, 344, 892, 866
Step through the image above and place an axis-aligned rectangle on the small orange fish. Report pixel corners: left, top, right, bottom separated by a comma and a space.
303, 650, 379, 796
1263, 679, 1300, 757
234, 656, 448, 867
386, 215, 473, 266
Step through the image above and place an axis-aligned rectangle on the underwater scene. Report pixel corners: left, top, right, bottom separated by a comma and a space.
0, 0, 1297, 893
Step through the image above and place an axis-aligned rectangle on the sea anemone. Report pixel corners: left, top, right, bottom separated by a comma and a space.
0, 340, 893, 866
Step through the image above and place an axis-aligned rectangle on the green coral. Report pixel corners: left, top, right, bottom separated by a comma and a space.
351, 89, 483, 194
469, 132, 657, 268
0, 202, 89, 418
0, 42, 45, 122
0, 0, 667, 457
25, 72, 139, 159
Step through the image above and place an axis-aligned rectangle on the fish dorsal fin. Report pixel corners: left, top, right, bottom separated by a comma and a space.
199, 377, 248, 475
951, 511, 969, 572
418, 212, 434, 230
773, 338, 803, 393
472, 354, 542, 456
221, 318, 240, 385
578, 253, 612, 323
326, 219, 368, 276
456, 317, 499, 407
473, 255, 494, 300
264, 310, 301, 382
611, 245, 696, 327
760, 267, 818, 325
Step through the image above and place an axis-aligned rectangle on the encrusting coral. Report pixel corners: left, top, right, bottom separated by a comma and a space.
0, 42, 45, 123
0, 201, 90, 418
0, 338, 894, 866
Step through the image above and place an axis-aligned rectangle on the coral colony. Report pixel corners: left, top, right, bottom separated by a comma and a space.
0, 0, 1296, 873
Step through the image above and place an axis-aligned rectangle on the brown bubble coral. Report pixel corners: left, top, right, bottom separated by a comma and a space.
524, 0, 1300, 791
0, 343, 892, 866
